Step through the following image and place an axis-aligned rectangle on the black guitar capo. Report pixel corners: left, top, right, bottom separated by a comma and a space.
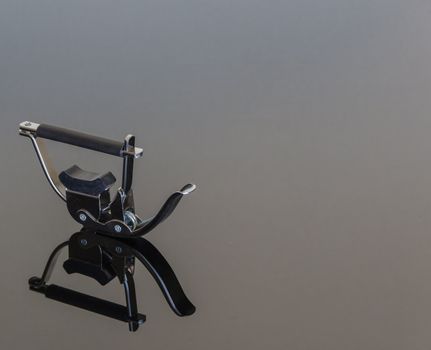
19, 121, 196, 331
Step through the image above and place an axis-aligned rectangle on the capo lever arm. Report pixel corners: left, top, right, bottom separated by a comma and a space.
132, 184, 196, 236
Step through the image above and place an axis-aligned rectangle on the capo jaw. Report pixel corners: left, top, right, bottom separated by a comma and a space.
18, 122, 143, 203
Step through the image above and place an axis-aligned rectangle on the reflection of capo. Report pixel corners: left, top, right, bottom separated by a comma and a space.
19, 121, 196, 331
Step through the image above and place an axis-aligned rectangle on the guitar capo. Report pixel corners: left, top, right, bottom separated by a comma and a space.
19, 121, 196, 331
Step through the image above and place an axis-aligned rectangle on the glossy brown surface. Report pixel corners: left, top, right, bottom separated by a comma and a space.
1, 1, 431, 349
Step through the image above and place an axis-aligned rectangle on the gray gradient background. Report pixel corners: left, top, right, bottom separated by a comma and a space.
1, 1, 431, 349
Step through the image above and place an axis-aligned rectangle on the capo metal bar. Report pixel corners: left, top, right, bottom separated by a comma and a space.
19, 121, 144, 158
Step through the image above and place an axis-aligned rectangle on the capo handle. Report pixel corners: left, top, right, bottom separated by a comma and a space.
36, 123, 124, 157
